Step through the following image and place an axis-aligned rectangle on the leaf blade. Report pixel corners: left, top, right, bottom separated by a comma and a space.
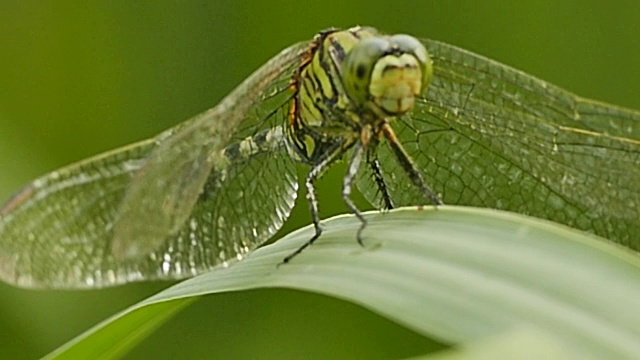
48, 206, 640, 359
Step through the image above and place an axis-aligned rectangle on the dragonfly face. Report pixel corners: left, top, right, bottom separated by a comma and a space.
342, 33, 432, 116
1, 26, 639, 288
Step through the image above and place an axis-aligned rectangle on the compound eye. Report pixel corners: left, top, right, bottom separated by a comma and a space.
389, 34, 432, 93
342, 37, 391, 106
342, 34, 433, 115
390, 34, 428, 64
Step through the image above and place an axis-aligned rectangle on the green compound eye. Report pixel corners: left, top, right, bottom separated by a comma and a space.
342, 34, 433, 115
342, 37, 391, 106
388, 34, 432, 92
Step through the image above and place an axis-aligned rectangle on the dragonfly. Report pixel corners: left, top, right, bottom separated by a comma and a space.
1, 26, 639, 289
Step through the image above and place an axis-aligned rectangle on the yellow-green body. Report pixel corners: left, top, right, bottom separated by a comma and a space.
286, 27, 433, 167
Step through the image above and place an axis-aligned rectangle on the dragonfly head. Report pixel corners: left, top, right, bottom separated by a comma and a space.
342, 34, 433, 116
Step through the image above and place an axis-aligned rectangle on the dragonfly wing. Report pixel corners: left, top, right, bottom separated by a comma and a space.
111, 41, 310, 260
357, 38, 640, 249
0, 140, 153, 287
0, 41, 310, 288
147, 124, 298, 283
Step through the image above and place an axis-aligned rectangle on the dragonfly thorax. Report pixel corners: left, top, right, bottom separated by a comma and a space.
287, 27, 434, 164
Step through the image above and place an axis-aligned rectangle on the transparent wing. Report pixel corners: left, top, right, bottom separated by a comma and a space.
0, 41, 310, 288
357, 39, 640, 249
112, 41, 310, 259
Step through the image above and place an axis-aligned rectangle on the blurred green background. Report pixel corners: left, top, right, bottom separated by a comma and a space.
0, 1, 638, 359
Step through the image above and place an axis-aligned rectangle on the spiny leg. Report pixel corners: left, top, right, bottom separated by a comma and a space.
281, 141, 353, 264
382, 123, 443, 206
342, 142, 369, 246
367, 148, 394, 210
280, 162, 326, 264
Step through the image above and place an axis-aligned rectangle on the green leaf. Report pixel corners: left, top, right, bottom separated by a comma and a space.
44, 298, 195, 360
46, 206, 640, 359
410, 327, 581, 360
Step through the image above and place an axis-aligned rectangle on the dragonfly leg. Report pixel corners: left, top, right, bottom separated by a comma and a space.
280, 168, 323, 264
305, 161, 325, 245
343, 142, 368, 246
281, 140, 353, 264
382, 124, 443, 206
367, 152, 394, 210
